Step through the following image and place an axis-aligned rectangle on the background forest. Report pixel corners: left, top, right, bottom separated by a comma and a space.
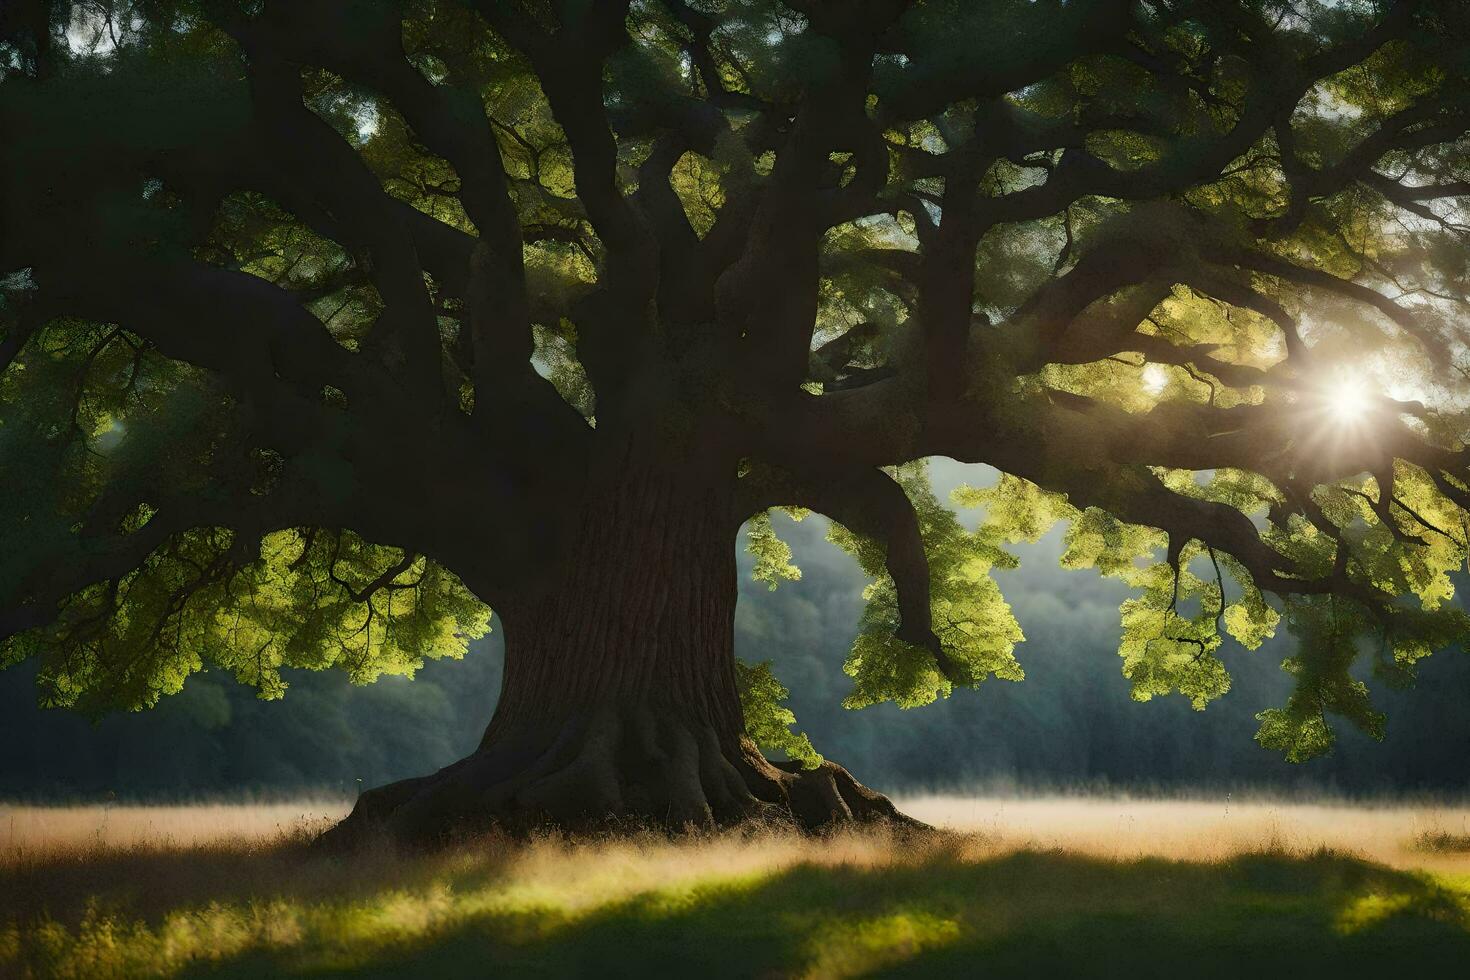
6, 461, 1467, 801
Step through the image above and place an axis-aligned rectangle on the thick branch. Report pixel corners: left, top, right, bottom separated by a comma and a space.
735, 462, 962, 682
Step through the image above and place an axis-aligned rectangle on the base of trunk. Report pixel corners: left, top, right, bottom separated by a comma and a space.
317, 705, 920, 849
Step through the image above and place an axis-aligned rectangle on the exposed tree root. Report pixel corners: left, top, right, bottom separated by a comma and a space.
317, 704, 923, 851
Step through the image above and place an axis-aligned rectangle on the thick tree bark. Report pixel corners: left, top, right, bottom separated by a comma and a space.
320, 458, 914, 848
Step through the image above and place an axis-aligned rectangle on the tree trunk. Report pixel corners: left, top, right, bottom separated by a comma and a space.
320, 460, 914, 848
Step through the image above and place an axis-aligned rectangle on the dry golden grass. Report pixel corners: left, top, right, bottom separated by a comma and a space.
8, 793, 1469, 872
901, 794, 1470, 872
2, 794, 1469, 978
1, 801, 347, 864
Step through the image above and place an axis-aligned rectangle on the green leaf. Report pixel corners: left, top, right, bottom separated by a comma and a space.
736, 659, 821, 769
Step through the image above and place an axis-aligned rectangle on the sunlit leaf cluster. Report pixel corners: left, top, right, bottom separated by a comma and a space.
734, 658, 821, 769
828, 464, 1024, 710
5, 527, 490, 717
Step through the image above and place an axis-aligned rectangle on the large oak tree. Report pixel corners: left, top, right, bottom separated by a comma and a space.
3, 0, 1470, 843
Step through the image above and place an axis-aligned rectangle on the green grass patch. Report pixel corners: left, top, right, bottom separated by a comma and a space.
3, 828, 1468, 979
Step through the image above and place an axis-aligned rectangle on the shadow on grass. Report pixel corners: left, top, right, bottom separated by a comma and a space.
0, 835, 513, 931
193, 849, 1467, 979
6, 837, 1468, 979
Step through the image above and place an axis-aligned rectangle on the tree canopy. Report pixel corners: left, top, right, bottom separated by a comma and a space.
3, 0, 1470, 771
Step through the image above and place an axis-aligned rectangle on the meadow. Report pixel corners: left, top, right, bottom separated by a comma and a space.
3, 794, 1469, 978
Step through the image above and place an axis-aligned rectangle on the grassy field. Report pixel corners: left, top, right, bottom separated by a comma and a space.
3, 795, 1469, 978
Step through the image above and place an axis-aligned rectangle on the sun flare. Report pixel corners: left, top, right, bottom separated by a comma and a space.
1325, 375, 1371, 424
